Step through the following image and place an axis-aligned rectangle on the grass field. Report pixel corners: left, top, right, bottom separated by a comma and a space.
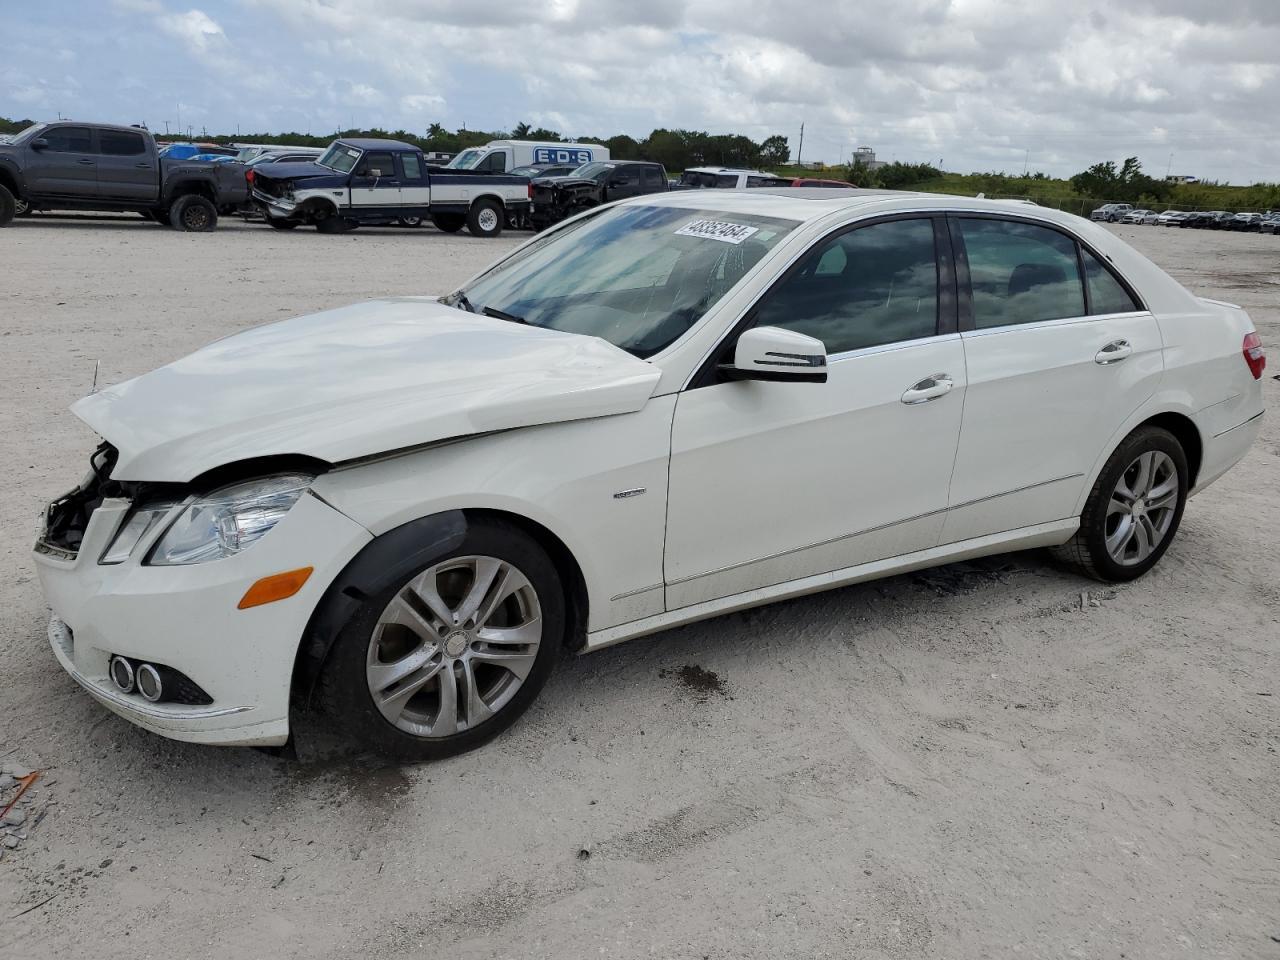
773, 165, 1280, 215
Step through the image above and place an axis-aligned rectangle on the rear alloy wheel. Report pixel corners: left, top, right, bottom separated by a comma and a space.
1052, 426, 1188, 582
396, 216, 423, 228
319, 520, 562, 760
169, 195, 218, 231
15, 195, 31, 217
466, 199, 504, 238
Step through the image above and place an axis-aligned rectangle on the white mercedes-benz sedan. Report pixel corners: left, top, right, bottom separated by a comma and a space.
33, 189, 1266, 759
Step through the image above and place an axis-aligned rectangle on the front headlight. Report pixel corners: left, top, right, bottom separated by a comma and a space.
100, 500, 180, 564
147, 473, 313, 566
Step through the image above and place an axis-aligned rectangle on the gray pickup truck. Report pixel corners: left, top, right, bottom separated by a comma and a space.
0, 122, 249, 230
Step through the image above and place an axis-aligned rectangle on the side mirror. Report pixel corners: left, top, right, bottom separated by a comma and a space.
30, 138, 49, 150
720, 326, 827, 384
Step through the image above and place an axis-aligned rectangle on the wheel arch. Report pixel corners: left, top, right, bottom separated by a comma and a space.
470, 192, 506, 210
0, 164, 21, 198
1074, 407, 1205, 516
1140, 411, 1203, 487
290, 506, 589, 710
165, 178, 217, 204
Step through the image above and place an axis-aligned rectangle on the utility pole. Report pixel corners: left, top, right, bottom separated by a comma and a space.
1023, 149, 1029, 176
162, 119, 171, 135
796, 122, 804, 167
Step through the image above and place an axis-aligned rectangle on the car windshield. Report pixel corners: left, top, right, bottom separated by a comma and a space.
570, 161, 615, 180
9, 122, 48, 144
447, 148, 483, 170
317, 143, 361, 173
445, 204, 797, 359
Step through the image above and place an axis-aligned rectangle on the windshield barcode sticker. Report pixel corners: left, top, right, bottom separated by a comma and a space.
675, 219, 760, 244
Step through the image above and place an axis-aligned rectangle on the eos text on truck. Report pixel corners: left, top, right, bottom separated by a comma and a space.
250, 138, 532, 236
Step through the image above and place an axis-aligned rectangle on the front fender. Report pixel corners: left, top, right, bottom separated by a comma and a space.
292, 510, 468, 704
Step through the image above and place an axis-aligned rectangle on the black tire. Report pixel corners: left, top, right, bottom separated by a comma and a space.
1051, 426, 1189, 583
266, 218, 299, 230
466, 198, 504, 237
0, 184, 15, 227
316, 216, 357, 234
317, 518, 564, 761
169, 195, 218, 232
431, 212, 465, 233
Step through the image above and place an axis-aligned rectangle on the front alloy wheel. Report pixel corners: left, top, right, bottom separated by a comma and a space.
318, 518, 563, 760
367, 556, 542, 737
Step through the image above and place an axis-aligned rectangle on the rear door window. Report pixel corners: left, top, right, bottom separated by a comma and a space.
400, 153, 423, 180
43, 126, 92, 152
956, 218, 1085, 328
98, 131, 147, 156
642, 166, 664, 188
1082, 248, 1142, 315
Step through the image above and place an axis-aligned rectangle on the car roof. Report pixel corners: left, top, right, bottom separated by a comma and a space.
338, 138, 416, 151
617, 187, 1108, 229
684, 167, 772, 175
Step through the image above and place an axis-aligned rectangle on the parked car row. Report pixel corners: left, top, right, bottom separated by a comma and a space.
1092, 202, 1279, 234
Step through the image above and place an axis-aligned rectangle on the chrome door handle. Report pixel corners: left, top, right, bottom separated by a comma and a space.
1095, 340, 1132, 364
77, 158, 94, 165
901, 374, 954, 404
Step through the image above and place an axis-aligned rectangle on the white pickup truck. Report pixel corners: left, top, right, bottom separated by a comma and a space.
249, 137, 532, 236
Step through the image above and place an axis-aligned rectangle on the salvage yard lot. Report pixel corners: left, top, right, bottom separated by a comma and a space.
1, 214, 1277, 959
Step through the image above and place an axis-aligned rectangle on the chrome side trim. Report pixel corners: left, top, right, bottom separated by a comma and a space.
1213, 409, 1264, 439
668, 473, 1084, 587
610, 583, 664, 602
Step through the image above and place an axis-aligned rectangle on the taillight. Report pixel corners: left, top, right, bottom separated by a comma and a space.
245, 168, 255, 184
1243, 332, 1266, 379
527, 184, 533, 199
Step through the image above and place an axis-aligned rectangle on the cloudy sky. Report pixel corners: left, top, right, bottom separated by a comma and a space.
4, 0, 1277, 183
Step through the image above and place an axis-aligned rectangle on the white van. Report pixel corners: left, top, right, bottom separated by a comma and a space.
446, 140, 610, 174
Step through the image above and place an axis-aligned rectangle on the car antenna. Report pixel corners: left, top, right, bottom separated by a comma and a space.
89, 359, 100, 395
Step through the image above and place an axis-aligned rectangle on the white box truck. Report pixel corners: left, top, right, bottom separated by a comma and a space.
444, 140, 610, 174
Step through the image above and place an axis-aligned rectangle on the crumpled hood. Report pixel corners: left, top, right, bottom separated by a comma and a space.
74, 298, 662, 483
251, 160, 332, 182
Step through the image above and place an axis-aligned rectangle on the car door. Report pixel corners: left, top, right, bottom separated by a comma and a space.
25, 125, 96, 196
941, 215, 1163, 544
665, 215, 967, 609
94, 129, 158, 201
398, 151, 430, 213
349, 151, 399, 215
604, 165, 642, 201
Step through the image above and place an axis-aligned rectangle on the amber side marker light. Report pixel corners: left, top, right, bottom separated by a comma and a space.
238, 567, 314, 610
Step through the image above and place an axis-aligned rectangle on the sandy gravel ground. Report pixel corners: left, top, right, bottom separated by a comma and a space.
0, 214, 1276, 959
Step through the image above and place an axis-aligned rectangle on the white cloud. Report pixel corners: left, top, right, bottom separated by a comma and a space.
9, 0, 1280, 183
156, 8, 227, 52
